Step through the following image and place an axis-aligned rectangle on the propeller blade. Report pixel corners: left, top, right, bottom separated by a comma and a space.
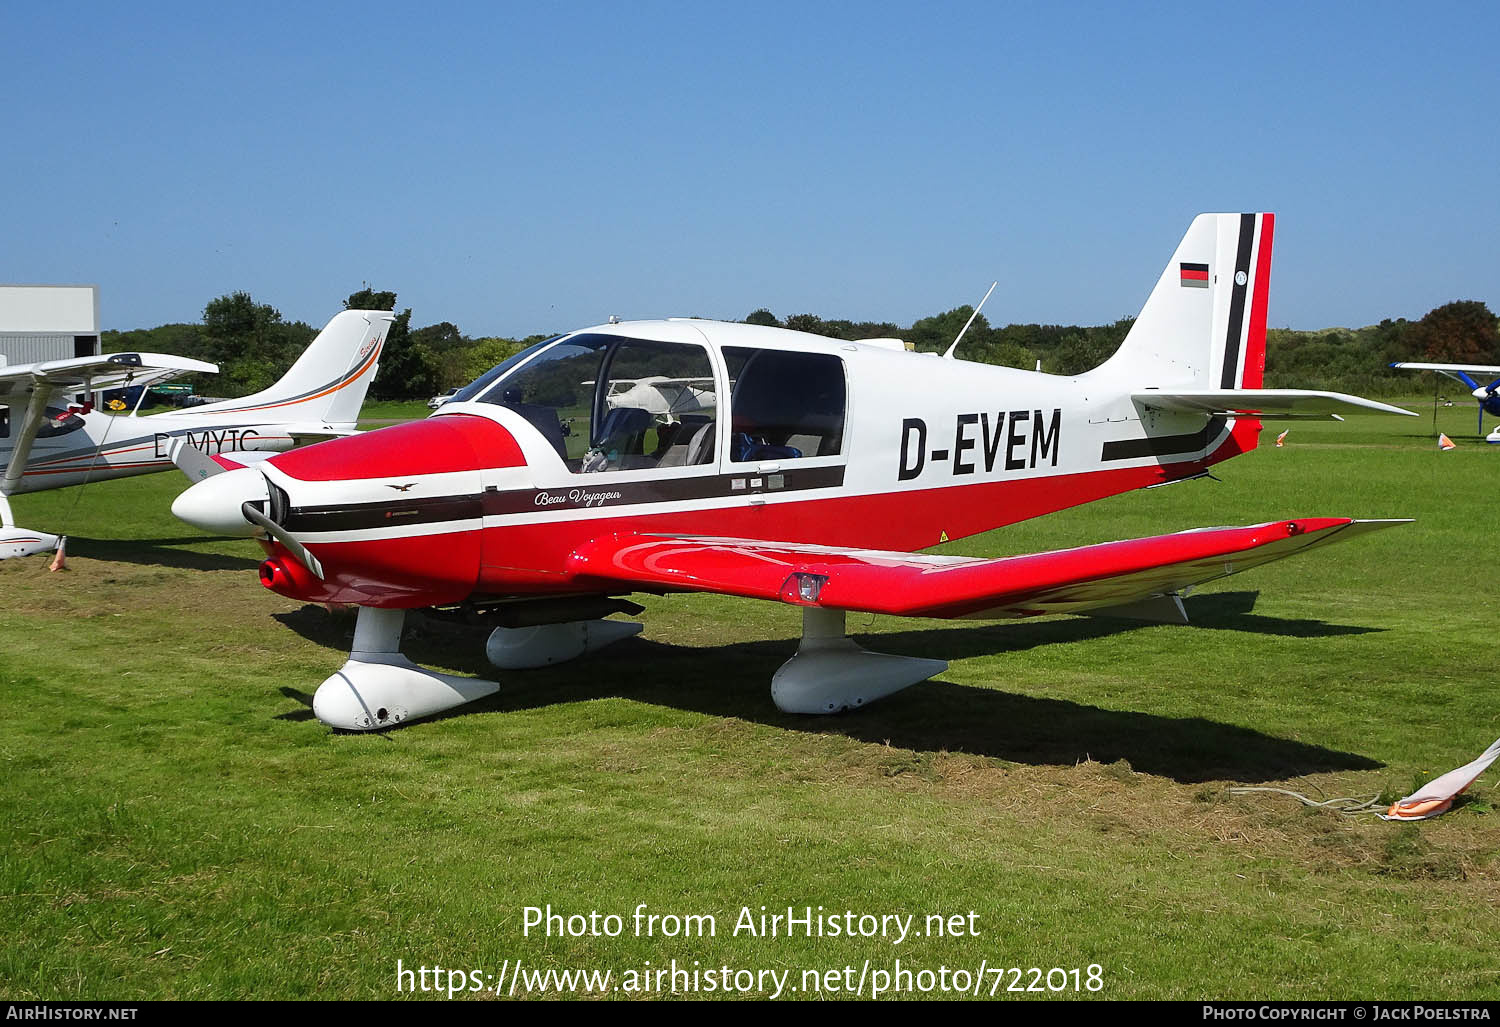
168, 439, 225, 483
241, 501, 324, 580
1488, 376, 1500, 392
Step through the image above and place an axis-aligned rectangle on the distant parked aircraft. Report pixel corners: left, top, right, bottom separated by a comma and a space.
1391, 362, 1500, 442
0, 309, 390, 558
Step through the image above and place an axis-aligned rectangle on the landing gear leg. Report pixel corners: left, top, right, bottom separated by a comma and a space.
770, 608, 947, 714
311, 606, 499, 730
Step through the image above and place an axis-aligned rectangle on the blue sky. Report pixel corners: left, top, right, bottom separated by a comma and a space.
3, 2, 1496, 336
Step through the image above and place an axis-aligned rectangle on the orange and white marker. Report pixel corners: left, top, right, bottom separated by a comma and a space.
1438, 433, 1457, 450
1275, 429, 1289, 447
48, 536, 67, 572
1381, 737, 1500, 821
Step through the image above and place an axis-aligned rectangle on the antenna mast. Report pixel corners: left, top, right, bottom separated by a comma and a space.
942, 281, 997, 360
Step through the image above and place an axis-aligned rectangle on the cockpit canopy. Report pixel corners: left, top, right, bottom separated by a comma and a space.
454, 329, 846, 473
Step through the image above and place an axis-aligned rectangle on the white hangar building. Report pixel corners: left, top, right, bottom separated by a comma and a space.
0, 285, 101, 366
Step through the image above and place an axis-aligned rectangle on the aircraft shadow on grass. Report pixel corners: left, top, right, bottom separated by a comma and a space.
272, 591, 1383, 783
66, 535, 263, 572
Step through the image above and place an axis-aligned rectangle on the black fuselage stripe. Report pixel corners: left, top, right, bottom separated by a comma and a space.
1100, 417, 1227, 462
282, 465, 848, 533
1219, 213, 1257, 389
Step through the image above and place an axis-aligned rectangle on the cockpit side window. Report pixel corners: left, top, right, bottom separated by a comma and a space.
468, 333, 718, 473
723, 348, 846, 462
582, 338, 717, 473
37, 407, 88, 439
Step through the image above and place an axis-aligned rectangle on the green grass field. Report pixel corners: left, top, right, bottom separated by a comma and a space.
2, 399, 1497, 1000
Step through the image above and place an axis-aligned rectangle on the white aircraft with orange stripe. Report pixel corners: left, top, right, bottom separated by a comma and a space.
172, 214, 1418, 731
0, 309, 391, 558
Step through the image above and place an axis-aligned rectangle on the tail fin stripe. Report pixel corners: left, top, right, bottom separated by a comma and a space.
197, 340, 383, 415
1242, 213, 1275, 390
1219, 212, 1257, 389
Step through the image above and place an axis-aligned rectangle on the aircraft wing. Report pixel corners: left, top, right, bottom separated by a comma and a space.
2, 352, 219, 495
1390, 362, 1500, 375
584, 377, 715, 387
1132, 389, 1415, 420
567, 518, 1409, 620
0, 352, 218, 405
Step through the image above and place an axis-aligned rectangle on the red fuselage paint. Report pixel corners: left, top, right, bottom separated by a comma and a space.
255, 413, 1262, 608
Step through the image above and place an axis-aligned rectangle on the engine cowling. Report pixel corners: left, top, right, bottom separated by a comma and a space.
175, 414, 526, 607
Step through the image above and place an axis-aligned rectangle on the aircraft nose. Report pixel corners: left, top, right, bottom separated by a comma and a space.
1474, 386, 1490, 400
172, 467, 270, 536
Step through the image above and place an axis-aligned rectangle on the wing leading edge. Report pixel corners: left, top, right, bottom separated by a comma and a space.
0, 352, 218, 405
568, 519, 1409, 620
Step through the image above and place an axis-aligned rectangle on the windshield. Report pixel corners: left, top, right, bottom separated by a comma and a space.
449, 336, 561, 404
466, 333, 719, 472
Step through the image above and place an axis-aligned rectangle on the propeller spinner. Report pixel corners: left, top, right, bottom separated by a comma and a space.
171, 466, 324, 579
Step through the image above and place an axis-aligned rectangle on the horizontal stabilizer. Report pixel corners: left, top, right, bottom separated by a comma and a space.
287, 428, 361, 445
567, 519, 1412, 621
1133, 389, 1416, 419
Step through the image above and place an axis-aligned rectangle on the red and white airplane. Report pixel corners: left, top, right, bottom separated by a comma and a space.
0, 309, 390, 558
172, 214, 1416, 731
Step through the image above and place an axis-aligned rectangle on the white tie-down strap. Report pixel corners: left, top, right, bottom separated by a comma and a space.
1380, 737, 1500, 822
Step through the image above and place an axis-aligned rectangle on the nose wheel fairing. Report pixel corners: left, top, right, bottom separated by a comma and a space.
311, 607, 499, 731
312, 605, 647, 730
313, 657, 501, 730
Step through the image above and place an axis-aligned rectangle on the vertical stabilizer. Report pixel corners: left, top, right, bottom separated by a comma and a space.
1091, 213, 1275, 391
192, 309, 391, 427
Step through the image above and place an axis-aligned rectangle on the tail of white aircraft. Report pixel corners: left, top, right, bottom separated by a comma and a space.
192, 309, 392, 428
1084, 213, 1409, 424
1090, 212, 1275, 391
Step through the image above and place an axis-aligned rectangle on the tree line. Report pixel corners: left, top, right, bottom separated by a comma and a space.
103, 289, 1499, 402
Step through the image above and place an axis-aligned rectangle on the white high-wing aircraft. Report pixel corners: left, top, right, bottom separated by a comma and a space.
601, 376, 716, 418
0, 309, 391, 558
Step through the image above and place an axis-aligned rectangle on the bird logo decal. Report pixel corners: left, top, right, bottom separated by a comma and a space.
387, 483, 417, 492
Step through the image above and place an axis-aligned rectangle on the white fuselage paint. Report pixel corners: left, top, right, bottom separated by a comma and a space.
3, 404, 314, 495
264, 320, 1247, 547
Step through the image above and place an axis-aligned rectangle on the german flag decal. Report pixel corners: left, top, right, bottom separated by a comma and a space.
1179, 262, 1210, 288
